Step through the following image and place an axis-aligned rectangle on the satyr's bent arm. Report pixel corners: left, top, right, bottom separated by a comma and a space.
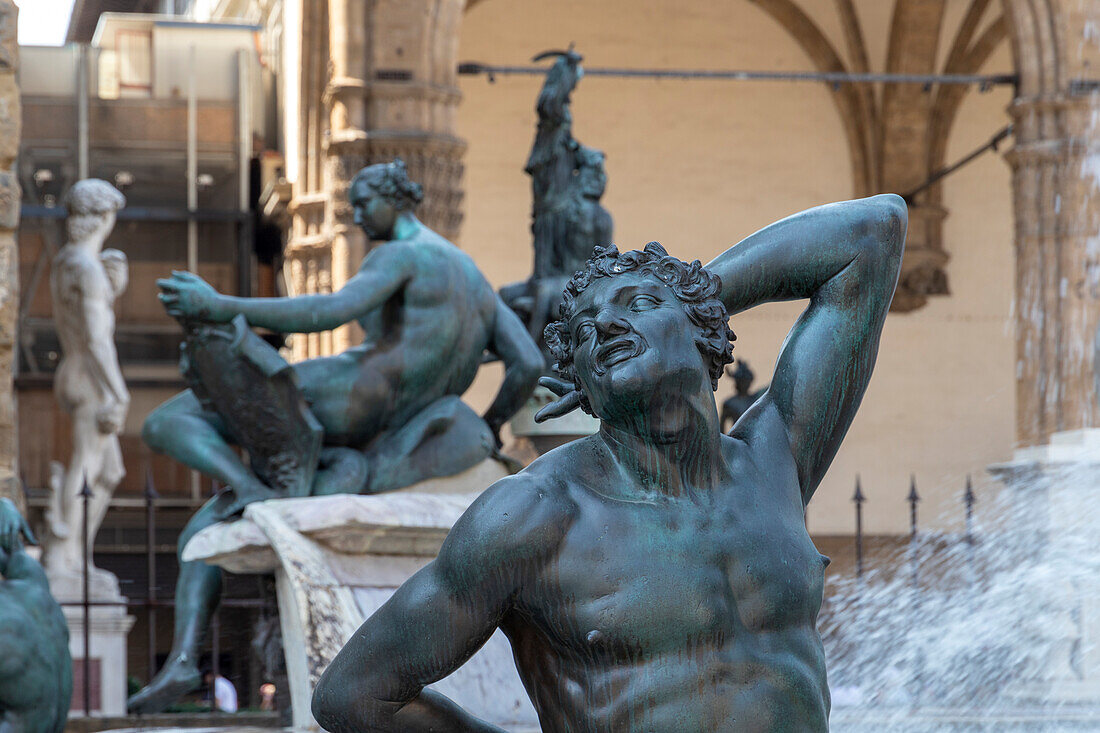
215, 244, 412, 333
483, 298, 544, 442
707, 194, 906, 501
313, 476, 566, 732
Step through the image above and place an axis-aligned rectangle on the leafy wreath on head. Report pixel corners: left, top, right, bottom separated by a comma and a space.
544, 242, 736, 416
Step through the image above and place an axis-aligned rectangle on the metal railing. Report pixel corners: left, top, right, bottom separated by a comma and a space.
34, 470, 275, 715
848, 472, 978, 580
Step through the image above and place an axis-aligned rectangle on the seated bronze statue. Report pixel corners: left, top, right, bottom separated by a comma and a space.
127, 160, 543, 712
312, 195, 906, 732
0, 498, 71, 733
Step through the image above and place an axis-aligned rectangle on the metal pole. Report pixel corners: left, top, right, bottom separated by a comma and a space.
187, 44, 201, 503
963, 474, 975, 545
187, 44, 199, 274
907, 474, 920, 541
80, 476, 92, 716
236, 49, 253, 298
145, 467, 158, 682
456, 62, 1019, 88
907, 474, 920, 587
211, 610, 221, 688
237, 49, 251, 215
852, 476, 865, 578
210, 479, 220, 688
77, 45, 90, 180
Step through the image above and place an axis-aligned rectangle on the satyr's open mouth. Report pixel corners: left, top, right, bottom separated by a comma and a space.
593, 335, 647, 374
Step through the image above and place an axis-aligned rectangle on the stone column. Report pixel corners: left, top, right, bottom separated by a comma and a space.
285, 0, 467, 358
1004, 0, 1100, 447
993, 1, 1100, 708
0, 1, 19, 510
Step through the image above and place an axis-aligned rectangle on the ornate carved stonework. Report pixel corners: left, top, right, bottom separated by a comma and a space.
1001, 0, 1100, 446
283, 0, 468, 359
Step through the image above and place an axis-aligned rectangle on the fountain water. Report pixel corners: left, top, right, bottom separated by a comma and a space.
823, 440, 1100, 732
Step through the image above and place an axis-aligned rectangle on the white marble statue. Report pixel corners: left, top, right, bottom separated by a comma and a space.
42, 178, 129, 594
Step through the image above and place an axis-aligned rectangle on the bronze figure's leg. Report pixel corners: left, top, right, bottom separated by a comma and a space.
141, 390, 276, 507
127, 499, 224, 713
129, 392, 265, 712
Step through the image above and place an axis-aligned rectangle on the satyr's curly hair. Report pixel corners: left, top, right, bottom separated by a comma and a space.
545, 242, 736, 415
350, 158, 424, 211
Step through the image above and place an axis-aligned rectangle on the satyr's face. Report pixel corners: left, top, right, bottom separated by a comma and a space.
350, 180, 397, 240
568, 271, 708, 420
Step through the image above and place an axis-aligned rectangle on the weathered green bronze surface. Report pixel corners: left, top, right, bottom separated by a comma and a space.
313, 195, 907, 732
127, 160, 543, 713
0, 498, 72, 733
500, 48, 613, 368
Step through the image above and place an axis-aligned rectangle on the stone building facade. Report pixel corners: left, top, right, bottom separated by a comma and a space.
240, 0, 468, 359
159, 0, 1100, 530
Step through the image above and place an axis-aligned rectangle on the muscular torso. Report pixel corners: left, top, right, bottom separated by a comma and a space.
502, 432, 829, 732
300, 229, 498, 446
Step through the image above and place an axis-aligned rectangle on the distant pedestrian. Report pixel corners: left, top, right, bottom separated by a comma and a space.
204, 671, 238, 713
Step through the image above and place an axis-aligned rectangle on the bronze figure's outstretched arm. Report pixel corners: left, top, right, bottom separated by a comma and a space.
707, 194, 907, 502
157, 242, 414, 334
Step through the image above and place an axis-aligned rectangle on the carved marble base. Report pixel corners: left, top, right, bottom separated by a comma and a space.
510, 386, 599, 454
46, 565, 134, 716
184, 462, 537, 731
60, 603, 135, 716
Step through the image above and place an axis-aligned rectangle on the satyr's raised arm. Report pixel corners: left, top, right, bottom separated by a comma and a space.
312, 476, 567, 732
707, 194, 906, 501
482, 298, 544, 444
158, 242, 413, 333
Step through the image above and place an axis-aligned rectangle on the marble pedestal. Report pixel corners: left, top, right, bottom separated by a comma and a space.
988, 428, 1100, 705
510, 385, 599, 455
184, 460, 538, 731
48, 570, 134, 716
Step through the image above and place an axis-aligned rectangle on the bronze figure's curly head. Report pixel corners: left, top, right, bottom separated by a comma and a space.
350, 159, 424, 212
545, 242, 736, 415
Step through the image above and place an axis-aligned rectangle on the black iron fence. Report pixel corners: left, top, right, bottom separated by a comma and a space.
30, 470, 276, 716
847, 473, 978, 579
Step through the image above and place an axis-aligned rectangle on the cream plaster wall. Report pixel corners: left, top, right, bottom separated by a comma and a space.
455, 0, 1016, 535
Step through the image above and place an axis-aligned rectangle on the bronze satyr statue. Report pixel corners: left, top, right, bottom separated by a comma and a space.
0, 498, 72, 733
127, 160, 543, 712
312, 195, 906, 732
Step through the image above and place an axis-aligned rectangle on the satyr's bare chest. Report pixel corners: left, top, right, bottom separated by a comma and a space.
518, 483, 826, 660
